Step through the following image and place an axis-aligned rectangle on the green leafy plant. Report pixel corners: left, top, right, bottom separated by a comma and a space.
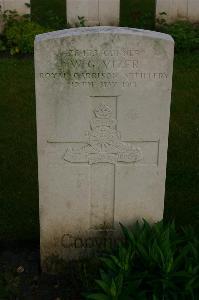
86, 221, 199, 300
25, 2, 31, 9
4, 18, 46, 55
75, 16, 87, 27
0, 7, 47, 55
157, 20, 199, 52
156, 11, 167, 26
0, 6, 19, 24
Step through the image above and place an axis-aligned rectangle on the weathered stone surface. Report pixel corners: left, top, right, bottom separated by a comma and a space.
35, 27, 174, 270
156, 0, 199, 23
66, 0, 120, 26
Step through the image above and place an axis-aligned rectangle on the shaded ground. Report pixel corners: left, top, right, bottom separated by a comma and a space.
0, 57, 39, 242
0, 243, 100, 299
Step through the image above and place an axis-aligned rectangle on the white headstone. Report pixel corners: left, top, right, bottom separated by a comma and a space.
35, 27, 174, 271
188, 0, 199, 22
156, 0, 199, 23
67, 0, 120, 26
0, 0, 30, 15
0, 0, 30, 33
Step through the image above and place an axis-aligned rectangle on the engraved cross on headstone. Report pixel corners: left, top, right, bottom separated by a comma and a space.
48, 96, 157, 230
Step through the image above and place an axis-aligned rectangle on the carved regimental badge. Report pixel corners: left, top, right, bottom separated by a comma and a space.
64, 104, 142, 164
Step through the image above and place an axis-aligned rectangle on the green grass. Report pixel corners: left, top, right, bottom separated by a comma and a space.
165, 53, 199, 227
0, 52, 198, 242
0, 57, 39, 242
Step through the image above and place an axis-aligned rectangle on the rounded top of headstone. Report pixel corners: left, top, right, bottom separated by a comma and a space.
35, 26, 174, 44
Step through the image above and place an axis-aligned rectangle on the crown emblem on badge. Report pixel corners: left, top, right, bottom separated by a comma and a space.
94, 104, 112, 119
91, 104, 116, 129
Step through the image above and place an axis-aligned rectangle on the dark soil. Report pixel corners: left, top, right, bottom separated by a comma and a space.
0, 243, 87, 300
